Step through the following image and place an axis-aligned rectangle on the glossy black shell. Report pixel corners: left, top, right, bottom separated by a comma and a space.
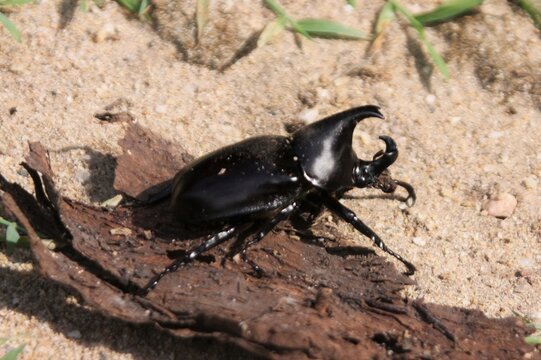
171, 136, 306, 224
170, 105, 383, 225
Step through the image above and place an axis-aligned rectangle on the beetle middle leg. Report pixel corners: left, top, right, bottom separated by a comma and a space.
321, 194, 416, 275
140, 225, 241, 295
226, 202, 300, 276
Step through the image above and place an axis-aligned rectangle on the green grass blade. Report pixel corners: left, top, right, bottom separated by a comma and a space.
390, 0, 449, 79
296, 18, 371, 40
0, 344, 25, 360
264, 0, 311, 39
347, 0, 357, 7
415, 0, 483, 26
525, 335, 541, 345
375, 2, 395, 35
517, 0, 541, 29
0, 0, 33, 5
137, 0, 148, 16
196, 0, 209, 39
258, 17, 285, 47
0, 12, 21, 42
114, 0, 139, 13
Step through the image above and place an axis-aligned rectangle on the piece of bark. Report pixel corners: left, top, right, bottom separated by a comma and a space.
0, 123, 535, 359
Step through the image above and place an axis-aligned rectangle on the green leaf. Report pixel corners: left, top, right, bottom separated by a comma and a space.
390, 0, 449, 79
347, 0, 357, 7
257, 17, 285, 47
0, 12, 21, 42
296, 18, 371, 40
525, 335, 541, 344
415, 0, 483, 26
137, 0, 148, 16
517, 0, 541, 29
114, 0, 139, 14
6, 223, 20, 245
375, 2, 395, 35
0, 344, 25, 360
196, 0, 209, 40
0, 0, 33, 6
264, 0, 311, 39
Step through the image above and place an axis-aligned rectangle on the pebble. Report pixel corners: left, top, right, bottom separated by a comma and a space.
425, 94, 436, 106
298, 108, 319, 124
93, 23, 119, 43
522, 175, 538, 190
154, 104, 167, 114
412, 237, 426, 246
483, 193, 517, 219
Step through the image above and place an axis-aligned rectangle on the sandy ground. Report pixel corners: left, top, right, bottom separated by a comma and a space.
0, 0, 540, 358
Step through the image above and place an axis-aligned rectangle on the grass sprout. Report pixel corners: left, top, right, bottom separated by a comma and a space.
0, 216, 25, 250
0, 0, 32, 41
516, 0, 541, 29
196, 0, 209, 41
114, 0, 150, 18
390, 0, 450, 79
415, 0, 483, 26
257, 17, 286, 47
0, 344, 25, 360
264, 0, 370, 42
296, 18, 371, 40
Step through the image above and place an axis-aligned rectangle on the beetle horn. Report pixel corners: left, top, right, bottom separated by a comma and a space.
370, 136, 398, 175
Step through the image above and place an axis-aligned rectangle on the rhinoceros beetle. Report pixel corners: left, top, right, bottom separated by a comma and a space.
141, 105, 416, 295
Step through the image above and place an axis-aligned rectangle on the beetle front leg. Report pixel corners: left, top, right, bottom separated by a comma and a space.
140, 225, 240, 296
322, 195, 416, 276
372, 170, 416, 207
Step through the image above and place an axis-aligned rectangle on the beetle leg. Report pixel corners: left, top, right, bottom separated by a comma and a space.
140, 226, 240, 295
373, 171, 416, 207
321, 194, 416, 276
231, 202, 300, 276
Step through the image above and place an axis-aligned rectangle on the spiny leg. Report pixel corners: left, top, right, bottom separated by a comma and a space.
140, 226, 239, 296
229, 202, 299, 276
322, 194, 416, 275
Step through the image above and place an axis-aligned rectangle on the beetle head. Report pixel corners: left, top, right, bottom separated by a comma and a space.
292, 105, 384, 192
354, 136, 398, 188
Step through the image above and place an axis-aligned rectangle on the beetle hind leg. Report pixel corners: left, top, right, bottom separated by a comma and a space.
139, 225, 240, 296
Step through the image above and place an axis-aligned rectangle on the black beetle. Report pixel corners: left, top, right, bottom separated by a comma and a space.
141, 105, 416, 294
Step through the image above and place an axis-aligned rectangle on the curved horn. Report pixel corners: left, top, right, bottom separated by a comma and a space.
370, 136, 398, 175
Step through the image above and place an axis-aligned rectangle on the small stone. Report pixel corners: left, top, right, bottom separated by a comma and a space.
518, 258, 535, 269
483, 193, 517, 219
522, 175, 538, 190
425, 94, 436, 106
93, 23, 119, 43
316, 87, 331, 102
67, 330, 82, 339
298, 108, 319, 123
110, 227, 132, 236
449, 116, 461, 125
412, 237, 426, 246
100, 194, 123, 208
154, 104, 167, 114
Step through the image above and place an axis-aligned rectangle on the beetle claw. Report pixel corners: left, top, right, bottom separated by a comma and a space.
394, 180, 416, 207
